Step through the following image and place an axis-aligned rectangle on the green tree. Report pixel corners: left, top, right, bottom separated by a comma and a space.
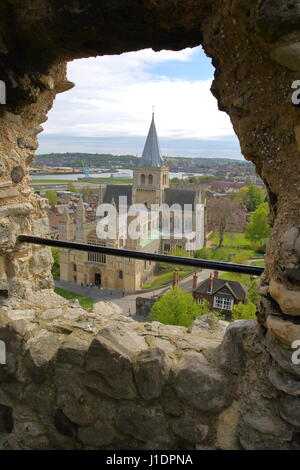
149, 286, 202, 327
67, 183, 77, 192
198, 299, 210, 317
45, 190, 58, 207
235, 185, 266, 212
245, 202, 271, 245
170, 177, 180, 184
232, 300, 256, 320
194, 247, 212, 260
246, 280, 260, 308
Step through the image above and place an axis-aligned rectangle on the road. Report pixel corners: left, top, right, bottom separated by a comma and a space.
54, 268, 213, 316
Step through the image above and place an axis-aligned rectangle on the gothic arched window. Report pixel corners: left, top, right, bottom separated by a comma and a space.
148, 174, 153, 185
141, 174, 145, 184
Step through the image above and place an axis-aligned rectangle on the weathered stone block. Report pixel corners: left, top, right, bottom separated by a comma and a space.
133, 347, 169, 400
216, 400, 240, 450
269, 279, 300, 316
265, 331, 300, 378
218, 320, 256, 374
116, 404, 170, 444
174, 352, 231, 413
57, 337, 90, 366
279, 394, 300, 427
266, 315, 300, 347
188, 313, 228, 340
171, 415, 208, 444
269, 364, 300, 396
55, 367, 97, 426
85, 333, 137, 399
25, 330, 65, 383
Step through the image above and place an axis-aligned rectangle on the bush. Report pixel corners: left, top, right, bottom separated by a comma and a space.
194, 247, 211, 259
149, 286, 202, 327
232, 301, 256, 320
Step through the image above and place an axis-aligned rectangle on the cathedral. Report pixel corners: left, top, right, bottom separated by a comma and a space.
59, 113, 205, 292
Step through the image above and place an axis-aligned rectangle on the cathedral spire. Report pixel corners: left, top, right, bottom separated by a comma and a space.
140, 112, 164, 167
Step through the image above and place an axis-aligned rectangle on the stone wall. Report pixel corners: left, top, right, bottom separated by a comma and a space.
1, 295, 296, 450
136, 296, 159, 317
0, 0, 299, 450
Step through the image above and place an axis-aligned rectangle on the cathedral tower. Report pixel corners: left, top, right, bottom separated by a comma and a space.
75, 197, 86, 242
132, 112, 169, 207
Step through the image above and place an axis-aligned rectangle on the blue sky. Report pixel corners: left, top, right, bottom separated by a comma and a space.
150, 47, 214, 80
38, 47, 242, 159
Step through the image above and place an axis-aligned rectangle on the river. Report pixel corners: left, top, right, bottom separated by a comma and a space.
30, 169, 204, 181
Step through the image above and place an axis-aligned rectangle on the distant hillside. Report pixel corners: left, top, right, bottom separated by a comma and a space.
35, 153, 137, 168
35, 152, 252, 169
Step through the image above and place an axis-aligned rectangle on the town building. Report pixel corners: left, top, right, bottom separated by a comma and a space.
193, 272, 246, 319
59, 113, 206, 292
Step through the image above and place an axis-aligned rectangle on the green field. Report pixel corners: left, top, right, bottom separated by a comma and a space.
210, 232, 251, 249
208, 232, 265, 260
54, 287, 94, 309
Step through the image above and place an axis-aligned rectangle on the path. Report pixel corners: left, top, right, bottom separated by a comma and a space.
54, 268, 213, 316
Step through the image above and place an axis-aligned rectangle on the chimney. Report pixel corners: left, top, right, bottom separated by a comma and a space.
214, 270, 219, 278
208, 273, 213, 294
192, 272, 198, 290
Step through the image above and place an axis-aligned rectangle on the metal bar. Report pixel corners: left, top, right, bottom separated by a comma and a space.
18, 235, 264, 276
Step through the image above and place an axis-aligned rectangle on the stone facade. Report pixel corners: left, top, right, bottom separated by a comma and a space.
58, 116, 205, 292
0, 0, 299, 450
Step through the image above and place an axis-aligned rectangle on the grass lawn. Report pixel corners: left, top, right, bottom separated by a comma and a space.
208, 232, 265, 260
54, 287, 94, 309
210, 232, 251, 249
142, 269, 194, 289
251, 260, 265, 267
219, 272, 253, 287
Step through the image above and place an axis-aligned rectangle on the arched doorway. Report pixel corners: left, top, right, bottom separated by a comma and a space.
94, 272, 101, 286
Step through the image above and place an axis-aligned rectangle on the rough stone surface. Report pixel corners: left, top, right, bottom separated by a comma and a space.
266, 315, 300, 347
216, 400, 240, 450
187, 313, 229, 339
0, 296, 298, 449
171, 415, 208, 444
218, 320, 256, 374
174, 351, 231, 413
0, 0, 299, 451
269, 279, 300, 316
133, 347, 170, 400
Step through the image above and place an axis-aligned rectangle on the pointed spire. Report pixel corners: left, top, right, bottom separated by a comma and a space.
140, 112, 164, 167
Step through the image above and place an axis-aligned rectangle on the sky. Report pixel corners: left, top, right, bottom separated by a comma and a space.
38, 46, 243, 160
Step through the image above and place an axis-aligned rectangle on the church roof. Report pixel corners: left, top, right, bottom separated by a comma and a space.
103, 185, 132, 207
139, 113, 164, 167
163, 188, 199, 209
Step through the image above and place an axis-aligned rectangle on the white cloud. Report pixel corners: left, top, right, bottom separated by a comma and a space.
43, 47, 235, 141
